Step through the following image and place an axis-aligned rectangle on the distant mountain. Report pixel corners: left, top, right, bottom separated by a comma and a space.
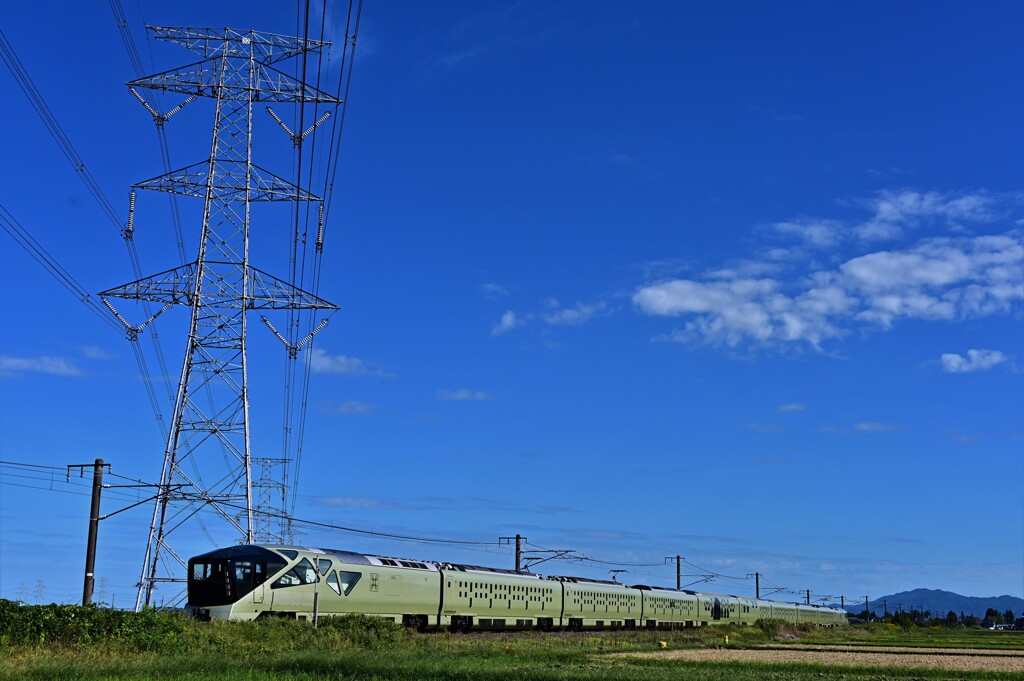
841, 589, 1024, 619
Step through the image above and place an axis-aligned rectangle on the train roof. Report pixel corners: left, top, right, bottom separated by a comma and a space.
243, 545, 439, 571
437, 562, 544, 578
546, 575, 631, 587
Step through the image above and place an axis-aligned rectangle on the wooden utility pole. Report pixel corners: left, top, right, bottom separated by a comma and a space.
805, 589, 811, 605
69, 459, 109, 606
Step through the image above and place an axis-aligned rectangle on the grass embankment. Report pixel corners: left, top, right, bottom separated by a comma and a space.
1, 600, 1021, 680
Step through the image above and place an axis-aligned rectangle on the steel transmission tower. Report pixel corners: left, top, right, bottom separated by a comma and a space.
100, 26, 341, 610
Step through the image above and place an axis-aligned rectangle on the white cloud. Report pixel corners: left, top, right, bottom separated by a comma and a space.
940, 349, 1008, 373
777, 403, 806, 413
481, 282, 509, 301
81, 345, 113, 360
491, 310, 523, 336
634, 230, 1024, 350
853, 422, 898, 432
437, 388, 491, 401
0, 355, 83, 377
543, 301, 607, 326
316, 496, 403, 509
308, 349, 390, 377
634, 277, 845, 349
855, 190, 997, 241
773, 219, 844, 249
336, 400, 376, 416
841, 235, 1023, 327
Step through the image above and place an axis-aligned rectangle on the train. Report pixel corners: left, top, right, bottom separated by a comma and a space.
185, 544, 848, 629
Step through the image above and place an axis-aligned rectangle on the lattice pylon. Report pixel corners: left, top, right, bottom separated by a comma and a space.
100, 26, 339, 610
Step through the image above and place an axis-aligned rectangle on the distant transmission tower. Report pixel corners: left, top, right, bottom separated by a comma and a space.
100, 27, 341, 610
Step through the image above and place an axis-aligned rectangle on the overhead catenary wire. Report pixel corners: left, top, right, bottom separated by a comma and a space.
288, 0, 363, 519
0, 27, 173, 437
1, 204, 123, 334
1, 459, 836, 599
108, 0, 188, 267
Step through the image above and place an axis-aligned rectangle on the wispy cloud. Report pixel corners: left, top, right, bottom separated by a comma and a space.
416, 3, 565, 83
316, 496, 407, 510
481, 282, 510, 301
543, 299, 607, 326
941, 349, 1008, 373
335, 400, 376, 416
855, 190, 998, 241
772, 219, 844, 249
81, 345, 113, 360
633, 190, 1024, 351
867, 167, 914, 179
431, 47, 482, 72
820, 421, 899, 434
0, 355, 83, 378
777, 403, 807, 413
853, 422, 899, 432
608, 152, 643, 169
749, 103, 803, 124
437, 388, 491, 401
492, 310, 524, 336
311, 494, 580, 515
308, 348, 391, 377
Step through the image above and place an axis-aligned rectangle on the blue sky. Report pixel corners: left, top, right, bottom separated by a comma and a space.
1, 1, 1022, 609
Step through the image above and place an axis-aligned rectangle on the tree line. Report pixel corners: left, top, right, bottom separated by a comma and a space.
855, 607, 1019, 628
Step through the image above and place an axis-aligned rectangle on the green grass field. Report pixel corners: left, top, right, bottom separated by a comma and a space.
1, 601, 1021, 680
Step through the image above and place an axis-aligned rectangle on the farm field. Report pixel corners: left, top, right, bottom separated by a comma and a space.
1, 603, 1022, 680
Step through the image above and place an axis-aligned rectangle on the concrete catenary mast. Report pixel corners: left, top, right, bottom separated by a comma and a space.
100, 26, 340, 610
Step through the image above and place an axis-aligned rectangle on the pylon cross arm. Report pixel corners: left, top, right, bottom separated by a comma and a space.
132, 160, 322, 202
129, 61, 340, 105
148, 26, 331, 63
100, 263, 338, 311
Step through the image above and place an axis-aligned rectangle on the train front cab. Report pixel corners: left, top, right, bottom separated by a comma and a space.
186, 545, 288, 620
187, 545, 443, 625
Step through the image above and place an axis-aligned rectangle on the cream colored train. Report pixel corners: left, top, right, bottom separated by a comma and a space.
185, 544, 848, 629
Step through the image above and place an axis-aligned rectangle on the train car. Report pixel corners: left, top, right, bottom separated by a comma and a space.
756, 600, 847, 626
761, 600, 799, 623
632, 586, 700, 628
692, 591, 747, 627
550, 576, 643, 630
803, 603, 847, 626
437, 562, 553, 631
733, 596, 764, 625
185, 544, 849, 630
187, 544, 441, 625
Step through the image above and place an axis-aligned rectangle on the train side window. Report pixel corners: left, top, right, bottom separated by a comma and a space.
336, 571, 361, 596
271, 557, 318, 588
327, 570, 342, 596
318, 559, 332, 575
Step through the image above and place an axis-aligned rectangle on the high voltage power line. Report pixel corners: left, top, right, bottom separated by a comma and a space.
1, 458, 834, 603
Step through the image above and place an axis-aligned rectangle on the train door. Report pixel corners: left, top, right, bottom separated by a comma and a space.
251, 563, 266, 604
712, 598, 723, 621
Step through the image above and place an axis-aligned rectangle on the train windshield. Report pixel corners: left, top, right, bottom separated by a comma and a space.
188, 546, 287, 607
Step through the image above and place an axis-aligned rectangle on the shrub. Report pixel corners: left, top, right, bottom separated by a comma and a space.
315, 613, 407, 648
754, 618, 782, 638
0, 599, 186, 649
